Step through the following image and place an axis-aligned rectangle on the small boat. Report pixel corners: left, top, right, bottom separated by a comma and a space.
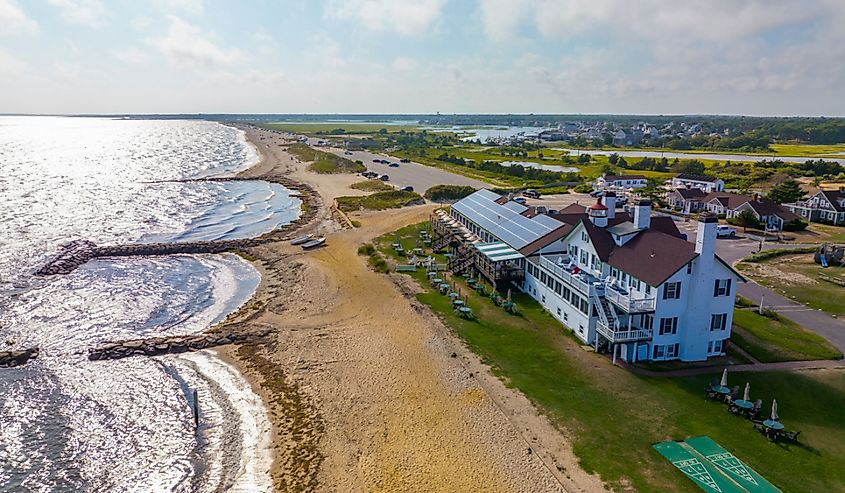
301, 237, 326, 250
290, 234, 313, 245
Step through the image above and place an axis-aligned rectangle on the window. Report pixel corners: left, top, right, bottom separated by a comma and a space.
713, 279, 732, 297
580, 299, 589, 315
686, 262, 693, 274
643, 314, 654, 330
557, 307, 562, 316
542, 295, 546, 303
645, 285, 651, 296
580, 250, 588, 265
659, 317, 678, 335
564, 312, 569, 321
713, 340, 723, 353
554, 281, 562, 296
540, 272, 547, 284
667, 343, 680, 358
581, 231, 588, 242
653, 344, 665, 359
663, 282, 681, 300
710, 313, 727, 331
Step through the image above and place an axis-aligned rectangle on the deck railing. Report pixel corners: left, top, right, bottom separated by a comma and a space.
604, 287, 656, 312
596, 319, 653, 343
539, 256, 595, 295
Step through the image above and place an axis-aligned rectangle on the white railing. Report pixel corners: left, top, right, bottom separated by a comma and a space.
604, 286, 656, 312
596, 319, 653, 343
539, 256, 595, 295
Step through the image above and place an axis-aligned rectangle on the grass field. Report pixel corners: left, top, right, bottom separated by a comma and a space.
349, 180, 393, 192
374, 222, 845, 493
557, 143, 845, 158
731, 309, 842, 362
739, 254, 845, 316
335, 190, 423, 212
260, 122, 423, 134
286, 143, 365, 174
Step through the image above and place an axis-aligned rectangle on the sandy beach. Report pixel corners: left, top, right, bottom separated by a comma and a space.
216, 125, 609, 492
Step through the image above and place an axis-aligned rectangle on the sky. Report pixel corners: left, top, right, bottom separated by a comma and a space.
1, 0, 844, 116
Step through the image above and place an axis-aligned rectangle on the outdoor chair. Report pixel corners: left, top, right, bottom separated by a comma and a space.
782, 430, 801, 443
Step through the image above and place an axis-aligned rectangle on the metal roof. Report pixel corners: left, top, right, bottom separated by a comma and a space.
475, 242, 523, 262
452, 190, 563, 249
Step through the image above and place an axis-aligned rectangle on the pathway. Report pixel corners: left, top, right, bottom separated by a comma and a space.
620, 359, 845, 378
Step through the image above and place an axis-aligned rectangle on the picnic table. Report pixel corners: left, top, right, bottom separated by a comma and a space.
457, 306, 473, 318
438, 283, 450, 293
452, 299, 464, 307
431, 278, 443, 285
449, 292, 460, 299
763, 420, 784, 431
467, 279, 477, 286
706, 384, 731, 400
427, 272, 437, 278
413, 248, 423, 255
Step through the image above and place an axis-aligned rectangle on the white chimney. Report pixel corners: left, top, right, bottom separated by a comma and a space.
695, 212, 718, 263
604, 192, 616, 219
633, 200, 651, 229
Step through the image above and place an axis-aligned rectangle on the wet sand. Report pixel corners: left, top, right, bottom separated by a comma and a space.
215, 125, 608, 492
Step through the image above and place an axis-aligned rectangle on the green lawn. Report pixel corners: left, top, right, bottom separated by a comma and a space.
372, 222, 845, 493
335, 190, 423, 212
739, 254, 845, 316
286, 143, 365, 174
349, 180, 393, 192
731, 309, 842, 362
558, 143, 845, 158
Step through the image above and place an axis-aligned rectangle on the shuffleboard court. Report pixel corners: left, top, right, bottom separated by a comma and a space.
685, 436, 782, 493
654, 441, 747, 493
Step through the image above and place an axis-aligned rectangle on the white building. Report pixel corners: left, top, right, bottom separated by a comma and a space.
438, 189, 743, 363
671, 174, 725, 193
596, 174, 648, 191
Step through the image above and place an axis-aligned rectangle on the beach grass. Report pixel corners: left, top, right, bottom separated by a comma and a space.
350, 180, 394, 192
731, 309, 842, 362
335, 190, 423, 212
374, 221, 845, 493
286, 143, 365, 174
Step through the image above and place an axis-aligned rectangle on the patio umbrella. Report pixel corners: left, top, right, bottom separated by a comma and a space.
743, 383, 750, 402
720, 368, 728, 388
507, 289, 512, 302
771, 399, 779, 422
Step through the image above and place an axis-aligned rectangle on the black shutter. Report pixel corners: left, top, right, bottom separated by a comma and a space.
713, 279, 719, 297
726, 279, 732, 296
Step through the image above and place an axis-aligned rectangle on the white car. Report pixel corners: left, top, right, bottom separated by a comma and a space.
716, 225, 737, 238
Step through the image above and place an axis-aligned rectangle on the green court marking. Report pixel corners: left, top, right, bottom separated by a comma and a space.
653, 441, 746, 493
685, 436, 782, 493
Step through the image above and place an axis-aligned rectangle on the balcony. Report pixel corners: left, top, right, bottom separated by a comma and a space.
604, 286, 656, 312
538, 256, 600, 296
596, 319, 653, 343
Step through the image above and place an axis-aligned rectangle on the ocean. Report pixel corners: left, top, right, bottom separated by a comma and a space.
0, 116, 298, 492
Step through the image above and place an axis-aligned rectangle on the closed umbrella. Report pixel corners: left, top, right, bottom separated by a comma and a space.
720, 368, 728, 388
771, 399, 779, 422
507, 289, 512, 302
743, 383, 750, 402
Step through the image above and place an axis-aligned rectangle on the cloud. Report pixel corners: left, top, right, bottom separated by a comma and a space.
47, 0, 107, 28
151, 16, 242, 67
324, 0, 447, 36
0, 48, 27, 75
152, 0, 204, 14
0, 0, 38, 35
111, 47, 150, 65
392, 56, 419, 72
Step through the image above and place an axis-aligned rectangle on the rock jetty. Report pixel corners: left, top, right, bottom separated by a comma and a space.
88, 329, 270, 361
0, 348, 39, 368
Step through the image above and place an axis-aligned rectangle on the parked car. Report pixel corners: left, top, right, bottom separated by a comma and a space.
344, 151, 352, 155
523, 189, 540, 199
379, 174, 390, 181
513, 197, 527, 205
388, 162, 399, 167
716, 225, 737, 238
400, 186, 414, 192
400, 158, 411, 163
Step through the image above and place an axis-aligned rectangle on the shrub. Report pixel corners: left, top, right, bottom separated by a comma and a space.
573, 184, 593, 193
744, 246, 816, 263
357, 243, 376, 256
782, 219, 808, 231
424, 184, 477, 202
336, 190, 424, 212
735, 295, 755, 307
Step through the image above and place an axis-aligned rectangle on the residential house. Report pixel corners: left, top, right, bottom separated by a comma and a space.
667, 187, 707, 214
783, 189, 845, 225
671, 174, 725, 193
596, 174, 648, 191
612, 130, 627, 146
733, 199, 800, 231
703, 192, 753, 217
435, 189, 743, 363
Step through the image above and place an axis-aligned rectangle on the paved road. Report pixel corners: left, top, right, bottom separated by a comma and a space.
316, 143, 488, 193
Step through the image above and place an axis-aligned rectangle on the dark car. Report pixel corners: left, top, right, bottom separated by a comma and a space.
379, 174, 389, 181
400, 158, 411, 163
513, 197, 527, 205
388, 162, 399, 167
523, 189, 540, 198
400, 186, 414, 192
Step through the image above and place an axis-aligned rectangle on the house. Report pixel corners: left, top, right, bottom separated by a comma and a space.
596, 174, 647, 191
435, 189, 743, 363
667, 187, 707, 214
671, 174, 725, 193
733, 199, 800, 231
783, 189, 845, 225
612, 130, 627, 146
703, 192, 753, 217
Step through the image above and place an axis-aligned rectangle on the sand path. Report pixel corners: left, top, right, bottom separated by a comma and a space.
221, 125, 608, 492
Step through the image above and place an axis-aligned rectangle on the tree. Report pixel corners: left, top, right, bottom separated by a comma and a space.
733, 209, 762, 231
601, 164, 616, 175
672, 159, 705, 175
767, 178, 804, 204
578, 153, 591, 163
608, 153, 619, 165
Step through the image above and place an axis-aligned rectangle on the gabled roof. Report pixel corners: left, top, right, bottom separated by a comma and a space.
673, 188, 707, 200
518, 224, 573, 256
675, 173, 720, 183
606, 230, 699, 286
602, 175, 646, 182
741, 199, 800, 221
704, 192, 753, 209
819, 190, 845, 212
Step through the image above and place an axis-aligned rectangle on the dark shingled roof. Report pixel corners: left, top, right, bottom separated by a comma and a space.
704, 192, 753, 209
676, 173, 720, 183
607, 230, 699, 286
819, 190, 845, 212
673, 188, 707, 200
743, 199, 800, 221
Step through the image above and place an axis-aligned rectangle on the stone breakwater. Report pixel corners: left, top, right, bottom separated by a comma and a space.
88, 329, 271, 361
0, 348, 39, 367
36, 177, 321, 276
